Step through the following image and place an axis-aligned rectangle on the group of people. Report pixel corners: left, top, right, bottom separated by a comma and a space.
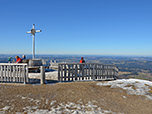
15, 55, 26, 63
9, 56, 85, 64
8, 55, 26, 63
15, 56, 85, 64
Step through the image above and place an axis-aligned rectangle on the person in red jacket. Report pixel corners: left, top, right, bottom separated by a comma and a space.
15, 56, 22, 63
79, 57, 85, 63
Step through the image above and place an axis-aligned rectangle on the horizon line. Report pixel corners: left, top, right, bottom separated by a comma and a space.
0, 54, 152, 57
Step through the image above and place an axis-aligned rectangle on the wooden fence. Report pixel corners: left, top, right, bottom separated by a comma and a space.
58, 63, 118, 82
0, 63, 29, 83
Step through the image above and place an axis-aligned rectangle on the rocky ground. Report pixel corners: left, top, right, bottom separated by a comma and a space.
0, 79, 152, 114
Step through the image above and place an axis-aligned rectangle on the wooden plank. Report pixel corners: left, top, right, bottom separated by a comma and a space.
0, 66, 3, 82
109, 69, 112, 79
106, 66, 109, 79
109, 69, 111, 79
68, 65, 71, 81
21, 66, 23, 82
10, 66, 13, 82
100, 65, 102, 79
16, 66, 19, 82
9, 65, 11, 82
19, 65, 21, 82
4, 65, 6, 82
99, 65, 102, 79
78, 64, 81, 80
95, 64, 97, 79
88, 64, 90, 80
85, 64, 88, 80
22, 65, 25, 83
83, 64, 85, 80
81, 64, 84, 80
97, 64, 99, 79
98, 64, 99, 79
98, 64, 101, 79
20, 66, 23, 82
21, 65, 24, 83
110, 67, 112, 79
0, 63, 27, 66
111, 67, 114, 78
102, 65, 105, 79
64, 64, 67, 81
40, 66, 45, 84
71, 64, 74, 81
2, 66, 4, 81
104, 66, 107, 79
58, 64, 61, 81
22, 65, 26, 82
96, 64, 99, 79
92, 64, 95, 81
90, 64, 92, 80
7, 65, 9, 82
25, 66, 29, 83
111, 69, 113, 79
13, 66, 15, 82
61, 65, 63, 81
19, 66, 21, 82
99, 64, 101, 79
75, 65, 78, 80
89, 64, 91, 80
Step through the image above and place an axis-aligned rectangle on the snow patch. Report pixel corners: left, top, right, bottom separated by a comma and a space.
21, 101, 120, 114
2, 106, 10, 111
97, 79, 152, 100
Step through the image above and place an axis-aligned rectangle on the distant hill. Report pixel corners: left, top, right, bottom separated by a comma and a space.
0, 54, 152, 80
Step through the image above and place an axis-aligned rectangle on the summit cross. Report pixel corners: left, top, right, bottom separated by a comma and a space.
27, 24, 42, 59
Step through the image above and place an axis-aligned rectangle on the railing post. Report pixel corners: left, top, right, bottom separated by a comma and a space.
40, 66, 45, 84
24, 66, 28, 84
0, 66, 2, 81
26, 66, 29, 83
58, 64, 61, 82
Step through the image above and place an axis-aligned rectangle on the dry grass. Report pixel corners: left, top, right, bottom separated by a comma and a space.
125, 84, 137, 90
149, 87, 152, 93
0, 82, 152, 114
145, 84, 150, 86
118, 71, 132, 75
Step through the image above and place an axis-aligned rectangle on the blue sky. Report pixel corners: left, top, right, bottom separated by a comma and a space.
0, 0, 152, 56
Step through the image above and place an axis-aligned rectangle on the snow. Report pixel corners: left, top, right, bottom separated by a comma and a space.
23, 101, 118, 114
0, 100, 121, 114
1, 78, 151, 113
2, 106, 10, 111
97, 79, 152, 100
29, 71, 58, 80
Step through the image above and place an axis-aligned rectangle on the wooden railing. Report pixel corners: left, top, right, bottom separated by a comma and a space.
0, 63, 29, 83
58, 63, 118, 82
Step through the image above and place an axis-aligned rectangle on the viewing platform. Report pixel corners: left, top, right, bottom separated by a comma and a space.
0, 62, 118, 84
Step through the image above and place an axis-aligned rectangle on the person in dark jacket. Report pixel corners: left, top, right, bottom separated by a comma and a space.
21, 55, 26, 60
79, 57, 85, 63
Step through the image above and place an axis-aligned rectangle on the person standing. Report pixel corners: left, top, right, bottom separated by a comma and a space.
8, 57, 12, 63
79, 57, 85, 63
21, 55, 26, 60
15, 56, 22, 63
